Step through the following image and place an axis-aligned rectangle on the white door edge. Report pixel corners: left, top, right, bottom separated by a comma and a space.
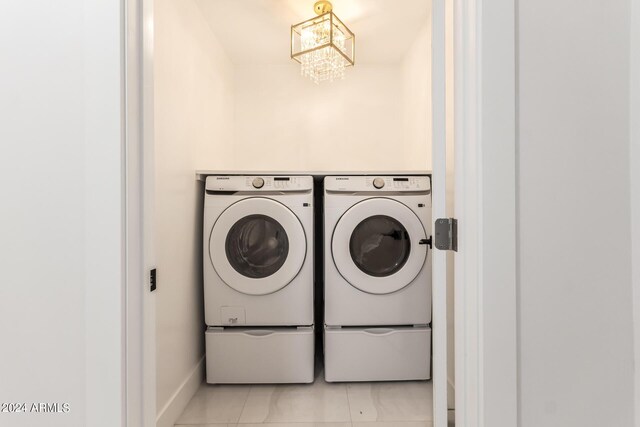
629, 0, 640, 424
431, 1, 448, 426
453, 0, 519, 426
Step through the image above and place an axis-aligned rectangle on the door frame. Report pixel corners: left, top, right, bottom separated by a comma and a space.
124, 0, 156, 425
122, 0, 519, 426
450, 0, 518, 425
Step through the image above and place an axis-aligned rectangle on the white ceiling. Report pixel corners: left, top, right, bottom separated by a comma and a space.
195, 0, 431, 66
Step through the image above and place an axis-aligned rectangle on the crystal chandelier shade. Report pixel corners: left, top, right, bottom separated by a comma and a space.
291, 2, 355, 84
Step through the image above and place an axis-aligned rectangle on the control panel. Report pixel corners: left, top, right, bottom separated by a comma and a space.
325, 176, 430, 193
206, 175, 313, 192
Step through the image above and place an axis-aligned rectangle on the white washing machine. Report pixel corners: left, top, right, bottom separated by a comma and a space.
323, 175, 432, 382
203, 175, 314, 384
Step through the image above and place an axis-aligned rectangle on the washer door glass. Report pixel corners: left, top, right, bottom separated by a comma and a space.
331, 198, 428, 295
225, 214, 289, 279
209, 197, 307, 295
349, 215, 410, 277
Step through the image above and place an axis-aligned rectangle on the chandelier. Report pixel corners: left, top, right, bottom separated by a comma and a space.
291, 1, 355, 84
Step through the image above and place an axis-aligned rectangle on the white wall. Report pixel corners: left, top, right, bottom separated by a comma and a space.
229, 21, 432, 172
403, 22, 433, 171
517, 1, 635, 426
233, 64, 426, 171
154, 0, 234, 424
0, 1, 124, 427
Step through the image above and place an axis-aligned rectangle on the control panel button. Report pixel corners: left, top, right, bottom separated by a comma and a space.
373, 177, 385, 189
252, 177, 265, 189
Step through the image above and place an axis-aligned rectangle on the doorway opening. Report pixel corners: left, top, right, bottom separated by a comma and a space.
144, 1, 455, 426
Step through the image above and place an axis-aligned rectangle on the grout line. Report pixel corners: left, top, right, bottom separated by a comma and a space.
234, 385, 253, 425
344, 382, 354, 425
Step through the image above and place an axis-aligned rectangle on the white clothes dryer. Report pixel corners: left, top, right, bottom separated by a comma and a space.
324, 175, 432, 326
203, 175, 314, 384
323, 175, 432, 382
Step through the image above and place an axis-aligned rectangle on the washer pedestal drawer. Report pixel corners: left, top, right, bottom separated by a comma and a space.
205, 326, 314, 384
324, 325, 431, 382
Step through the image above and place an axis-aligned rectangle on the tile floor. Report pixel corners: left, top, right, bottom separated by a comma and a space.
175, 369, 453, 427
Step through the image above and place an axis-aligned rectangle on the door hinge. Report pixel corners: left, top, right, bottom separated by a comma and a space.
434, 218, 458, 252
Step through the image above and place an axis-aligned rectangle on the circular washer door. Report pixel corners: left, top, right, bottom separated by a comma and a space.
210, 197, 307, 295
332, 198, 427, 294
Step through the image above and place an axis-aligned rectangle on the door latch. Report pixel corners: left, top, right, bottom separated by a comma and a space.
434, 218, 458, 252
150, 268, 157, 292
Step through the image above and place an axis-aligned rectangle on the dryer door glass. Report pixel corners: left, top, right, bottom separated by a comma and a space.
225, 214, 289, 279
349, 215, 411, 277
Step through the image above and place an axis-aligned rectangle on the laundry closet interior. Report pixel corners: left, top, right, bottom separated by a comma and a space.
153, 0, 454, 426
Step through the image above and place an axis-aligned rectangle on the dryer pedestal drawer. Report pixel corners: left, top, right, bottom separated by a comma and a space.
205, 327, 314, 384
324, 326, 431, 382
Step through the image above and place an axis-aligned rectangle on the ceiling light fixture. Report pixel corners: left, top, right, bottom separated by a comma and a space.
291, 1, 355, 84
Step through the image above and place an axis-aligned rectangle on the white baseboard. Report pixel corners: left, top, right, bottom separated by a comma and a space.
156, 356, 205, 427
